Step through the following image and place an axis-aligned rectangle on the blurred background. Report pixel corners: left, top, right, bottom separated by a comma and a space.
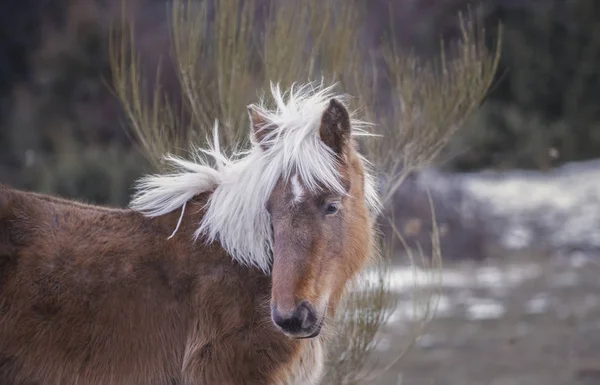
1, 0, 599, 384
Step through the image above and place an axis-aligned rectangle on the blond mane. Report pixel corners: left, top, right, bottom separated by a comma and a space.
130, 82, 380, 273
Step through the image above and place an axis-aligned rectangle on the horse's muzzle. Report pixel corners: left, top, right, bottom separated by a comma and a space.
271, 300, 323, 338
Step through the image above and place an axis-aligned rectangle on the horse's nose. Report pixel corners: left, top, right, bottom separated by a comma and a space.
271, 300, 319, 337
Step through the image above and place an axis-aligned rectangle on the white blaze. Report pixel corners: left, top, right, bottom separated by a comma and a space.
291, 173, 305, 203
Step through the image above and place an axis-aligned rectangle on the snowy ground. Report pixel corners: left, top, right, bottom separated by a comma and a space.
414, 158, 600, 254
354, 160, 600, 385
354, 250, 600, 385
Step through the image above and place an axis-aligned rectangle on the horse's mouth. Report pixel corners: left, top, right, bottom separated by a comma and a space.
294, 315, 325, 339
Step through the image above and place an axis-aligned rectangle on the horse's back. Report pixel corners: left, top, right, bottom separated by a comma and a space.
1, 182, 147, 242
0, 183, 26, 257
0, 183, 176, 288
0, 183, 20, 222
0, 184, 18, 304
0, 185, 194, 385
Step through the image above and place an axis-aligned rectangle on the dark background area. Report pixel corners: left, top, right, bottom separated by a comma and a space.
1, 0, 599, 206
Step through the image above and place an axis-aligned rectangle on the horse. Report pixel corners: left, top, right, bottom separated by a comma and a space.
0, 82, 380, 385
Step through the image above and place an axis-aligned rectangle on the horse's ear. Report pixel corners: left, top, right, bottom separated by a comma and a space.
248, 104, 273, 150
319, 98, 351, 155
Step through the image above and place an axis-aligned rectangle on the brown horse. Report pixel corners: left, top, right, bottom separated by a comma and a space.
0, 82, 380, 385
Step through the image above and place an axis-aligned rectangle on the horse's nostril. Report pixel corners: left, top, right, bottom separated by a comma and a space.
272, 301, 318, 335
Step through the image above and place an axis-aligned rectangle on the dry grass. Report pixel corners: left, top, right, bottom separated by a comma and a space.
108, 1, 501, 383
362, 6, 503, 204
109, 3, 185, 171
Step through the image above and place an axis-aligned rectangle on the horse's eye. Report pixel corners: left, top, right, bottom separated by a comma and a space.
324, 201, 341, 215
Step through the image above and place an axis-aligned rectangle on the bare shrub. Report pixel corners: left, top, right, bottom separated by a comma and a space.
362, 7, 502, 204
108, 1, 501, 384
320, 7, 501, 384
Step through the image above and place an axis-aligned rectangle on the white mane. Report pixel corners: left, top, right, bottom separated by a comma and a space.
130, 82, 380, 274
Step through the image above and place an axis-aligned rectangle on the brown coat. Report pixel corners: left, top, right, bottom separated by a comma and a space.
0, 185, 318, 385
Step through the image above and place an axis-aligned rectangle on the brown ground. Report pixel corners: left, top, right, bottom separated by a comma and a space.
366, 251, 600, 385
